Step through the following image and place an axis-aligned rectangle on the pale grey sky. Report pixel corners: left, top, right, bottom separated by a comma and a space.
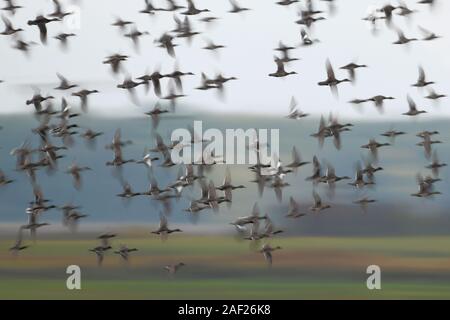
0, 0, 449, 119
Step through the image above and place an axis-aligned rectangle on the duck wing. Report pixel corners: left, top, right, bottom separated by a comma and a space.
407, 95, 417, 112
37, 22, 48, 44
326, 59, 336, 81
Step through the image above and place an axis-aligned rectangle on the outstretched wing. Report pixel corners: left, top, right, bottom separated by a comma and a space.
326, 59, 335, 80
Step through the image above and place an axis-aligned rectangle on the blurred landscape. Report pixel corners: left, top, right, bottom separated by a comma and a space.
0, 112, 449, 299
1, 234, 450, 299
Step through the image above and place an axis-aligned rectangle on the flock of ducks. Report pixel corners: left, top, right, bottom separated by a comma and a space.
0, 0, 447, 270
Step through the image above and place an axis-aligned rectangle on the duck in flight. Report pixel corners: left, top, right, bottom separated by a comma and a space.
71, 89, 99, 112
165, 0, 186, 12
350, 95, 395, 113
417, 134, 442, 159
66, 210, 88, 232
140, 0, 165, 15
411, 173, 441, 198
151, 214, 183, 240
111, 17, 133, 30
286, 197, 307, 218
138, 70, 166, 97
216, 166, 245, 204
381, 129, 406, 142
26, 91, 55, 112
182, 0, 210, 15
319, 164, 351, 194
396, 1, 416, 16
9, 229, 28, 255
425, 88, 446, 101
412, 66, 434, 87
367, 95, 395, 112
230, 203, 267, 232
318, 59, 350, 96
340, 62, 367, 82
419, 26, 440, 41
349, 163, 375, 189
124, 27, 150, 51
103, 54, 128, 74
66, 162, 91, 189
22, 212, 50, 241
89, 233, 117, 266
354, 197, 377, 213
12, 38, 36, 56
403, 95, 427, 116
164, 262, 185, 275
417, 0, 437, 8
300, 28, 319, 46
27, 15, 60, 44
285, 146, 310, 173
378, 4, 397, 25
114, 245, 138, 262
0, 15, 22, 35
145, 103, 170, 129
49, 0, 73, 20
163, 83, 187, 110
286, 97, 309, 120
203, 39, 225, 51
426, 151, 447, 177
54, 73, 78, 90
277, 0, 299, 6
310, 190, 331, 212
54, 32, 76, 49
80, 129, 103, 142
306, 155, 322, 184
296, 11, 325, 28
116, 182, 141, 199
228, 0, 250, 14
361, 139, 391, 161
275, 42, 299, 63
89, 245, 112, 266
269, 57, 297, 77
259, 243, 282, 267
393, 29, 417, 45
0, 169, 13, 186
156, 33, 177, 58
1, 0, 22, 16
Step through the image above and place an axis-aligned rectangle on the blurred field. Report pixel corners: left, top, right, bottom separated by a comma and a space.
1, 234, 450, 299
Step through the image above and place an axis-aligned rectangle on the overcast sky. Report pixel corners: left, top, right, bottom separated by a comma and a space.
0, 0, 449, 119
